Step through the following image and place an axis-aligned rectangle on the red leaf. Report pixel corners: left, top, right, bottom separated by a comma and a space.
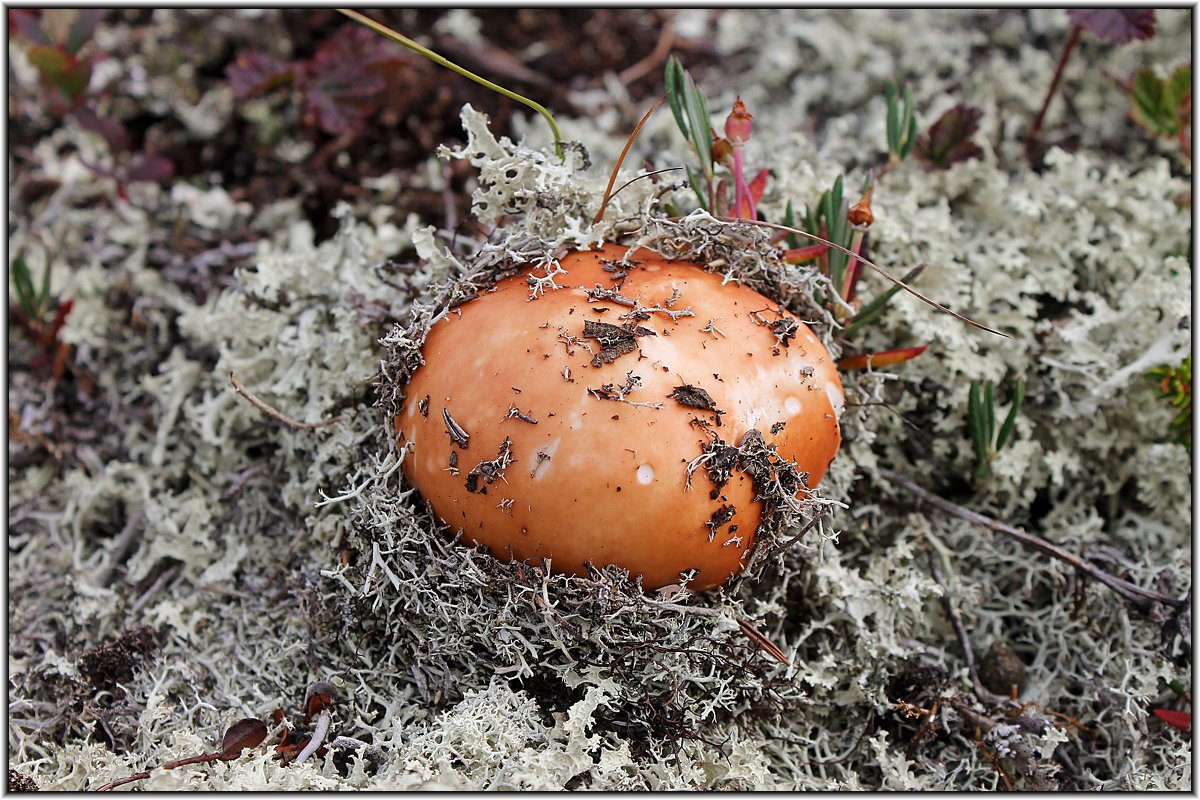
747, 168, 769, 204
782, 243, 828, 264
221, 718, 269, 758
838, 345, 928, 372
1152, 708, 1192, 732
125, 153, 175, 184
301, 26, 394, 135
1067, 9, 1156, 44
914, 104, 984, 171
227, 49, 295, 99
73, 106, 130, 153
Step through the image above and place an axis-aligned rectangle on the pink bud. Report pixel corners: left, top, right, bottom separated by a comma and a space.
724, 96, 753, 145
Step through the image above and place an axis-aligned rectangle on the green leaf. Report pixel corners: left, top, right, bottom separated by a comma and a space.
664, 57, 690, 142
64, 9, 102, 55
783, 200, 800, 249
26, 44, 90, 103
885, 79, 899, 154
1129, 65, 1191, 137
901, 105, 919, 158
995, 379, 1026, 452
968, 382, 988, 463
695, 87, 714, 179
825, 176, 848, 285
682, 71, 713, 180
983, 380, 995, 448
12, 252, 36, 315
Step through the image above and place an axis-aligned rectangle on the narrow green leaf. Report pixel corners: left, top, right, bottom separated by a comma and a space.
695, 87, 714, 179
983, 380, 995, 449
783, 200, 800, 249
37, 258, 53, 315
12, 252, 36, 310
65, 10, 102, 55
664, 58, 690, 142
968, 382, 988, 463
682, 73, 713, 179
995, 379, 1026, 452
826, 176, 848, 285
899, 84, 915, 150
901, 109, 919, 158
885, 79, 899, 154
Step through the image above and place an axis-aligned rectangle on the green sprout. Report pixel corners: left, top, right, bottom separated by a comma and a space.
885, 79, 918, 164
664, 56, 715, 210
11, 250, 54, 325
968, 377, 1026, 479
1148, 355, 1192, 450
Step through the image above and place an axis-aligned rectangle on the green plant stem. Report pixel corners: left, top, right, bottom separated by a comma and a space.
337, 8, 563, 158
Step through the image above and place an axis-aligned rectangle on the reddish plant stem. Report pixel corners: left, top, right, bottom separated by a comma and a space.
1026, 24, 1082, 159
95, 752, 222, 791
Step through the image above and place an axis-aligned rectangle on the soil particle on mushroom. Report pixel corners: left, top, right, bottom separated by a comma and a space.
465, 437, 514, 494
582, 319, 656, 367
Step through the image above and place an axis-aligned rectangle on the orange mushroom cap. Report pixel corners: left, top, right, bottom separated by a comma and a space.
397, 244, 843, 591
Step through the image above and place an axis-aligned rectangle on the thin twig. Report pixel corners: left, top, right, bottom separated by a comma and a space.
879, 468, 1187, 612
925, 552, 1010, 706
228, 373, 346, 430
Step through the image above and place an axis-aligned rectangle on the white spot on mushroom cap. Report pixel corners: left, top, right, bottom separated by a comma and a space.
637, 463, 655, 484
823, 379, 845, 419
784, 396, 802, 416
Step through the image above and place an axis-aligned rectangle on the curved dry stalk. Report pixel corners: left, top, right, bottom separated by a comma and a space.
228, 372, 346, 430
594, 97, 665, 224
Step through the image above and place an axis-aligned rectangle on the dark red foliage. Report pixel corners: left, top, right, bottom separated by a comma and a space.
1067, 8, 1156, 44
914, 104, 984, 170
220, 718, 269, 758
227, 49, 294, 98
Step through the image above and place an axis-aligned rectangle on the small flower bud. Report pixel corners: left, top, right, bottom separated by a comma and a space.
848, 186, 874, 227
724, 96, 753, 145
